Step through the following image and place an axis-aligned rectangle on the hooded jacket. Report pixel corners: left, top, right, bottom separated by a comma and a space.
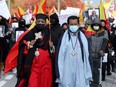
88, 18, 109, 58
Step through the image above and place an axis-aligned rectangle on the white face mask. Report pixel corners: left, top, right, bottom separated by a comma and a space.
69, 26, 79, 33
93, 26, 99, 30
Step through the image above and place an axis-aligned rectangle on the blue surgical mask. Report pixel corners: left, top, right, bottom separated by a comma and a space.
69, 26, 79, 33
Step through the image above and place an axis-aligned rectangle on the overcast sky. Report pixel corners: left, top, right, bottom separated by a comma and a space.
82, 0, 101, 5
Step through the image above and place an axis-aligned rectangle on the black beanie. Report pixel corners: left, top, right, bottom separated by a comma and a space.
36, 13, 48, 21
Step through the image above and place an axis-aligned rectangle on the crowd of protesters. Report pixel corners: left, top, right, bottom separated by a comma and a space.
0, 10, 116, 87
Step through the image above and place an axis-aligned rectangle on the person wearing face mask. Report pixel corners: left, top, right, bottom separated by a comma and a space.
50, 13, 64, 87
9, 18, 27, 49
100, 20, 112, 81
9, 17, 19, 48
50, 13, 64, 40
15, 18, 27, 41
56, 16, 92, 87
18, 18, 26, 28
88, 18, 109, 86
12, 13, 57, 87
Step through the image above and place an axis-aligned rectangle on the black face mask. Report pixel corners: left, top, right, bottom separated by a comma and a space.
50, 19, 58, 26
50, 19, 55, 24
19, 22, 25, 27
36, 24, 45, 31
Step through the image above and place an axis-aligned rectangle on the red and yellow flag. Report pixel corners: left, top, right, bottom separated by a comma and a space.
4, 0, 47, 74
17, 6, 26, 17
48, 6, 57, 16
4, 30, 30, 74
38, 0, 47, 14
85, 26, 96, 37
4, 19, 36, 74
33, 4, 39, 16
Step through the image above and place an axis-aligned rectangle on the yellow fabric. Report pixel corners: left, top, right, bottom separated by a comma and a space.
86, 26, 95, 32
38, 0, 46, 14
99, 0, 106, 20
48, 6, 58, 16
113, 11, 116, 16
28, 19, 36, 30
18, 6, 26, 15
103, 0, 112, 10
33, 4, 38, 15
79, 9, 84, 23
29, 0, 46, 30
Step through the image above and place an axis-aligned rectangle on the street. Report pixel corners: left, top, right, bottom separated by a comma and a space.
0, 68, 116, 87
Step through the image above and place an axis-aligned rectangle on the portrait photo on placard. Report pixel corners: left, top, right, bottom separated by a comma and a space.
12, 22, 19, 28
0, 26, 5, 37
16, 31, 24, 41
88, 8, 100, 21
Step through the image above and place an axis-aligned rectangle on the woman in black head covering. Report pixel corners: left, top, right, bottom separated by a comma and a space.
50, 13, 64, 40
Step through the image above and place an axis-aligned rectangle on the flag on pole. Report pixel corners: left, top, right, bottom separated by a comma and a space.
78, 8, 84, 23
17, 6, 26, 17
4, 30, 30, 74
4, 19, 36, 74
103, 0, 112, 10
38, 0, 47, 14
48, 6, 58, 16
99, 0, 111, 31
99, 0, 106, 20
85, 26, 96, 37
33, 4, 39, 16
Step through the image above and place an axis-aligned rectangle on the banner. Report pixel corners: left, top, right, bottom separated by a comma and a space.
59, 7, 80, 25
0, 0, 11, 19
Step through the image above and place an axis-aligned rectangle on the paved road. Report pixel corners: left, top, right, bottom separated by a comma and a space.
0, 69, 17, 87
102, 72, 116, 87
0, 69, 116, 87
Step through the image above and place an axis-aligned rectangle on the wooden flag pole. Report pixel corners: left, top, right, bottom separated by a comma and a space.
57, 0, 60, 14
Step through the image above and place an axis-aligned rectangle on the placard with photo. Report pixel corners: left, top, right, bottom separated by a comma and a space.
16, 31, 24, 41
12, 22, 19, 28
88, 8, 100, 21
